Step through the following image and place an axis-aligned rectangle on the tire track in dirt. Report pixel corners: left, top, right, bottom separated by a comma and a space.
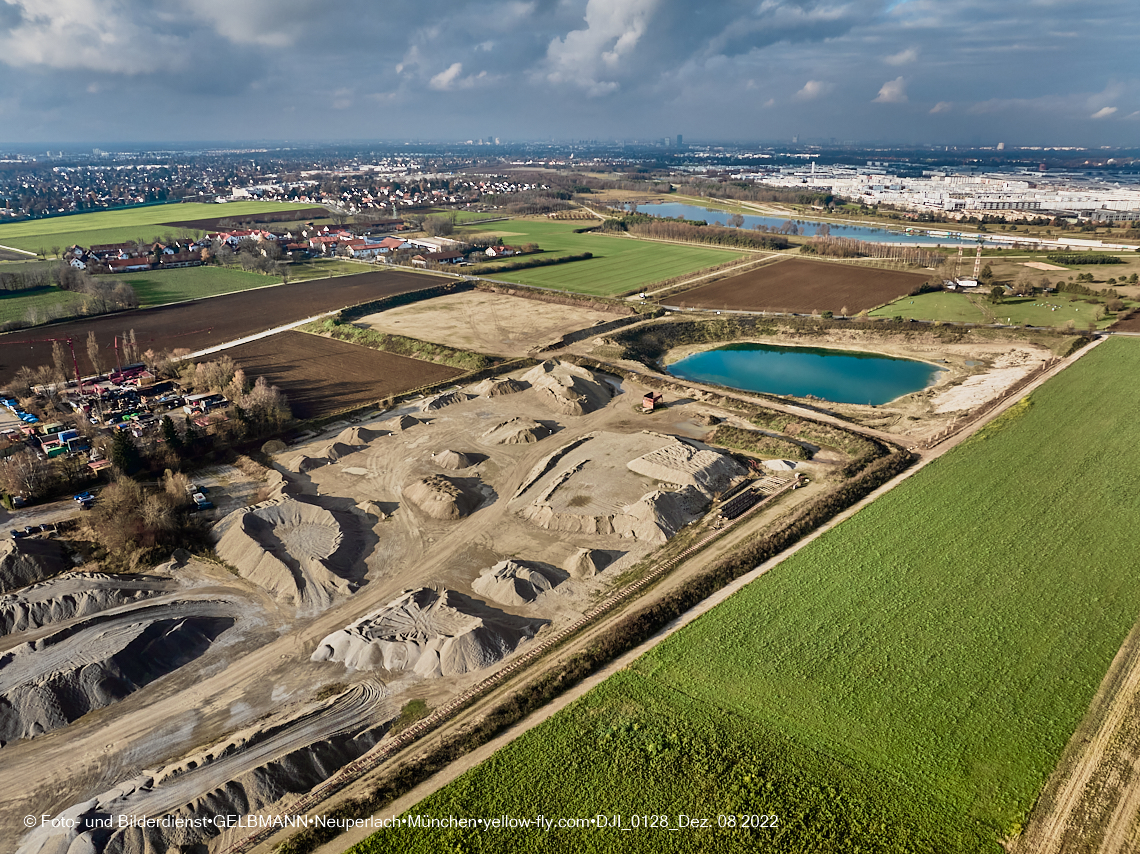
1015, 613, 1140, 854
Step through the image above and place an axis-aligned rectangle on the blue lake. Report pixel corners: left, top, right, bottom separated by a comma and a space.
638, 201, 953, 246
667, 343, 945, 405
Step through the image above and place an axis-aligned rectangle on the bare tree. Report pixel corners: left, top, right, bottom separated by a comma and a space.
51, 340, 69, 384
86, 331, 103, 376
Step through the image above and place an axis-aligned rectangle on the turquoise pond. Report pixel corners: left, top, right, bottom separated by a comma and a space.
667, 343, 945, 405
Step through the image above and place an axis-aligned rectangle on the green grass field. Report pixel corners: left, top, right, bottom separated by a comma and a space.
359, 337, 1140, 853
872, 290, 1132, 328
0, 201, 317, 253
102, 266, 282, 307
457, 218, 744, 296
0, 286, 87, 325
287, 259, 371, 281
869, 291, 990, 323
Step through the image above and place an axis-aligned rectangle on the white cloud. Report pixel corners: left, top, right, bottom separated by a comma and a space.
192, 0, 308, 48
543, 0, 658, 96
885, 47, 918, 65
1091, 106, 1117, 119
428, 62, 489, 91
873, 76, 908, 103
794, 79, 832, 101
929, 101, 952, 114
0, 0, 190, 74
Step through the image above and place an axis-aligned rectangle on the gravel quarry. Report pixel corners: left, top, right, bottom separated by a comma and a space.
9, 358, 762, 854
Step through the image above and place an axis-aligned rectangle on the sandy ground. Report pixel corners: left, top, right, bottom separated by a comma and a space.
1023, 261, 1070, 272
357, 290, 623, 357
7, 361, 785, 854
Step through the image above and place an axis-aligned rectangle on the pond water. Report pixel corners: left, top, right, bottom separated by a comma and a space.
638, 201, 953, 246
667, 343, 945, 405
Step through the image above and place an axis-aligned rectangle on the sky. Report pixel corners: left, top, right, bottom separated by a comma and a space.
0, 0, 1136, 148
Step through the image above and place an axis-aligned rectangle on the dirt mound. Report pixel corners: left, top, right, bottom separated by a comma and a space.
214, 499, 361, 610
321, 441, 358, 462
0, 573, 165, 636
421, 390, 469, 412
0, 606, 234, 744
564, 549, 614, 579
474, 377, 529, 397
385, 413, 425, 431
310, 587, 545, 678
0, 539, 67, 595
404, 475, 480, 520
481, 417, 552, 446
472, 559, 566, 606
336, 426, 383, 445
627, 438, 747, 494
285, 453, 327, 473
521, 360, 613, 416
431, 449, 475, 470
520, 458, 706, 545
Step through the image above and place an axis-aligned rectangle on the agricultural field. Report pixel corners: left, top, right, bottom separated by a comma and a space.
0, 201, 321, 253
0, 286, 88, 325
288, 259, 375, 281
99, 265, 282, 307
868, 290, 990, 323
871, 290, 1132, 329
365, 337, 1140, 853
357, 289, 625, 357
222, 330, 464, 419
456, 217, 744, 296
1110, 309, 1140, 332
671, 257, 927, 315
0, 268, 448, 385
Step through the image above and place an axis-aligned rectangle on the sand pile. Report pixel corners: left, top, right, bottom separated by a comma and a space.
474, 377, 528, 397
310, 587, 544, 678
0, 573, 164, 635
627, 438, 747, 494
285, 454, 327, 474
321, 441, 358, 462
336, 425, 383, 445
0, 604, 233, 743
763, 459, 798, 471
214, 499, 361, 610
521, 360, 613, 416
357, 500, 389, 520
472, 559, 565, 606
564, 548, 613, 579
263, 469, 302, 501
421, 390, 469, 412
520, 458, 704, 544
0, 539, 67, 596
431, 449, 475, 470
404, 475, 480, 520
385, 413, 425, 431
481, 417, 552, 446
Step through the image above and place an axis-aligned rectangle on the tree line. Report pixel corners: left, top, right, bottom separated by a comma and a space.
800, 235, 944, 267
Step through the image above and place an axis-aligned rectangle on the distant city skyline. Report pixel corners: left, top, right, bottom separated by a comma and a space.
0, 0, 1134, 147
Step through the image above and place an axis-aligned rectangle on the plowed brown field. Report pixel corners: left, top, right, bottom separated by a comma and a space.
224, 331, 464, 419
672, 257, 927, 315
0, 269, 448, 385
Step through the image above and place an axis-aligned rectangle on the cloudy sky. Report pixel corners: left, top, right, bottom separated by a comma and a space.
0, 0, 1135, 147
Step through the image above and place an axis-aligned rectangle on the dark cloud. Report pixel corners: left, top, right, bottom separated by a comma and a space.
0, 0, 1134, 145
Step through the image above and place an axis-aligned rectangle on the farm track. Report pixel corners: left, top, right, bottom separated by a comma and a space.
0, 268, 450, 385
1016, 600, 1140, 854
